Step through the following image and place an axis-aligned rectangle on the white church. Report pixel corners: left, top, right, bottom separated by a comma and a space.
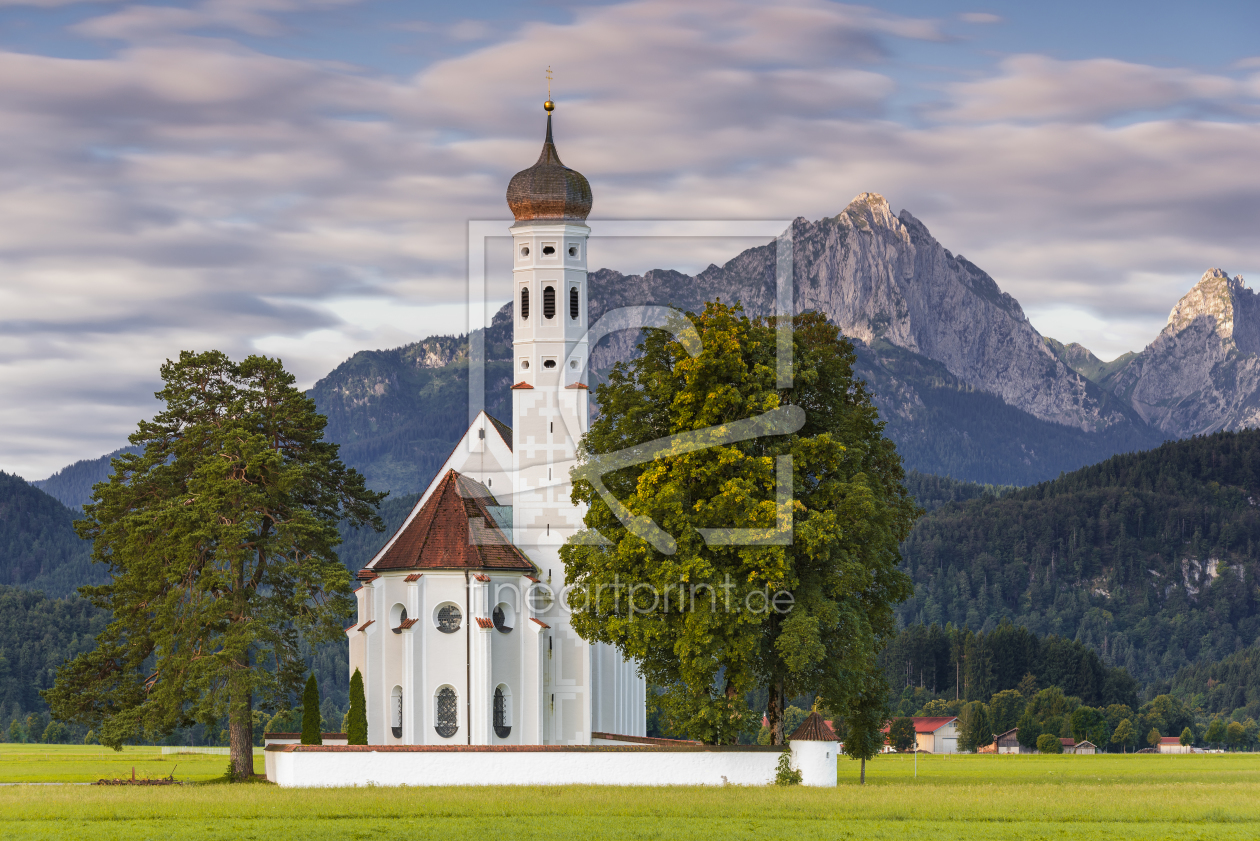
266, 102, 840, 786
345, 103, 647, 747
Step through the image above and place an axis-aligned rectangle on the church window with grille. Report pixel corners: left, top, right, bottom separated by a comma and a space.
435, 603, 462, 634
543, 286, 555, 319
520, 287, 529, 319
493, 685, 511, 739
435, 686, 458, 738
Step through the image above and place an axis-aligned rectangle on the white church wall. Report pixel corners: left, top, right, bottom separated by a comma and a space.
267, 745, 804, 788
421, 573, 471, 745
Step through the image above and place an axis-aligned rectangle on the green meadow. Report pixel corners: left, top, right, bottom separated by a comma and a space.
2, 749, 1259, 840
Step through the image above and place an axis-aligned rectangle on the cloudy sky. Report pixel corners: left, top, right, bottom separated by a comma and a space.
0, 0, 1257, 479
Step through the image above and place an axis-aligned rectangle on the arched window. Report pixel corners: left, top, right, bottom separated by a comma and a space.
390, 603, 408, 634
436, 686, 458, 738
435, 603, 462, 634
543, 286, 555, 319
492, 602, 514, 633
493, 685, 511, 739
520, 287, 529, 319
391, 686, 403, 738
570, 287, 579, 320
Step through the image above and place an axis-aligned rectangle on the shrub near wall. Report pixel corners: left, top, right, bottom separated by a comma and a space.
1036, 733, 1063, 754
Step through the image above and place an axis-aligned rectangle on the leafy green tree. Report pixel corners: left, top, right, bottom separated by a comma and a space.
1147, 728, 1162, 749
1179, 726, 1194, 747
40, 720, 68, 744
988, 689, 1025, 735
301, 674, 322, 745
888, 717, 917, 752
1226, 721, 1245, 750
1111, 718, 1134, 753
562, 304, 916, 743
840, 672, 890, 785
346, 668, 367, 745
7, 719, 22, 744
1206, 717, 1227, 748
1036, 733, 1062, 754
1016, 710, 1041, 750
44, 352, 384, 780
958, 701, 992, 752
1141, 695, 1193, 738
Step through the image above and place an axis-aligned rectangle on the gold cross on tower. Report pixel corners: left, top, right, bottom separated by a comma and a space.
544, 66, 554, 113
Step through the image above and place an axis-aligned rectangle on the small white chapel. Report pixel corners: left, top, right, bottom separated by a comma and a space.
345, 102, 648, 747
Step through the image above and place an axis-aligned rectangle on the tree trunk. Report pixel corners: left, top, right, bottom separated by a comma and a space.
860, 757, 866, 785
768, 678, 784, 745
229, 645, 254, 780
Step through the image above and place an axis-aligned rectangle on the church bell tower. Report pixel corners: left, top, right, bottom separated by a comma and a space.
504, 97, 645, 742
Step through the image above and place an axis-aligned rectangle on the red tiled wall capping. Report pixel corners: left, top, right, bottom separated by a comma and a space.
266, 733, 348, 739
266, 744, 783, 753
473, 573, 490, 582
564, 382, 589, 389
356, 570, 379, 581
511, 381, 534, 389
475, 617, 494, 629
398, 618, 419, 629
404, 573, 422, 582
357, 620, 374, 632
530, 618, 550, 629
590, 732, 703, 746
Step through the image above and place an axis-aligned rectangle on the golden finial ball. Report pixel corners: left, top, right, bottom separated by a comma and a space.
544, 99, 554, 113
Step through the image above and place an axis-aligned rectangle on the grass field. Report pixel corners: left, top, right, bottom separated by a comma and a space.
2, 749, 1259, 839
0, 744, 263, 783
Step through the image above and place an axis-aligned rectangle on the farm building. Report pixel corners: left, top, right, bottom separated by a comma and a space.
881, 717, 959, 753
994, 728, 1028, 754
1159, 737, 1191, 754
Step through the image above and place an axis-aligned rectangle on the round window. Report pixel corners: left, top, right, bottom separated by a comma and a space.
493, 603, 515, 633
568, 246, 578, 257
521, 360, 530, 370
520, 246, 530, 257
435, 603, 462, 634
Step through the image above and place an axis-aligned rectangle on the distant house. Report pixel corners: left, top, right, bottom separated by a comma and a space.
994, 727, 1029, 754
1159, 736, 1191, 754
882, 716, 959, 754
1071, 740, 1098, 755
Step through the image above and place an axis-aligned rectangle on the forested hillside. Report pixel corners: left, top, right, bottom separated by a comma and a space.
0, 472, 98, 598
32, 447, 138, 510
1171, 643, 1260, 722
880, 622, 1138, 709
0, 585, 108, 725
898, 429, 1260, 688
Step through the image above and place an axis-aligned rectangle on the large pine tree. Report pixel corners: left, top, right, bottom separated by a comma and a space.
44, 351, 383, 779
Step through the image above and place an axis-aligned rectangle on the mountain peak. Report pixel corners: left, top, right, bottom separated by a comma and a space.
840, 192, 898, 231
1166, 267, 1251, 338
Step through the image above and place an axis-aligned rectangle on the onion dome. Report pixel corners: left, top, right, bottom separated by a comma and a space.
506, 107, 592, 223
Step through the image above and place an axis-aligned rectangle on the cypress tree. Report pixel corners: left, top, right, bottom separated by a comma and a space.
301, 674, 322, 745
347, 668, 367, 745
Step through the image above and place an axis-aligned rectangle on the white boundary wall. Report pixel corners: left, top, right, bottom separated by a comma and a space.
266, 743, 837, 787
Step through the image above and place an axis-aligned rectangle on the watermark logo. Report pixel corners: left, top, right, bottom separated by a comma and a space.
465, 220, 795, 554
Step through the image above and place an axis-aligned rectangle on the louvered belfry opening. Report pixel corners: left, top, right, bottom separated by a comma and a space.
436, 687, 458, 738
543, 285, 555, 319
493, 686, 511, 738
570, 286, 579, 319
520, 287, 530, 319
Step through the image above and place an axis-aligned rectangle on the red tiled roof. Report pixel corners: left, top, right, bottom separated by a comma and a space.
1159, 736, 1182, 744
371, 470, 535, 573
357, 620, 374, 632
531, 618, 550, 629
790, 711, 839, 742
565, 382, 589, 389
511, 381, 534, 389
476, 617, 494, 629
356, 569, 378, 581
403, 573, 422, 582
881, 716, 956, 734
1060, 738, 1076, 746
398, 618, 419, 630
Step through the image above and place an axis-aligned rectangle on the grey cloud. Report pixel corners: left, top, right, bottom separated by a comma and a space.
935, 54, 1259, 123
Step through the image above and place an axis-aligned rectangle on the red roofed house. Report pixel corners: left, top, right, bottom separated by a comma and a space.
344, 117, 646, 749
1159, 736, 1191, 754
881, 716, 960, 754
